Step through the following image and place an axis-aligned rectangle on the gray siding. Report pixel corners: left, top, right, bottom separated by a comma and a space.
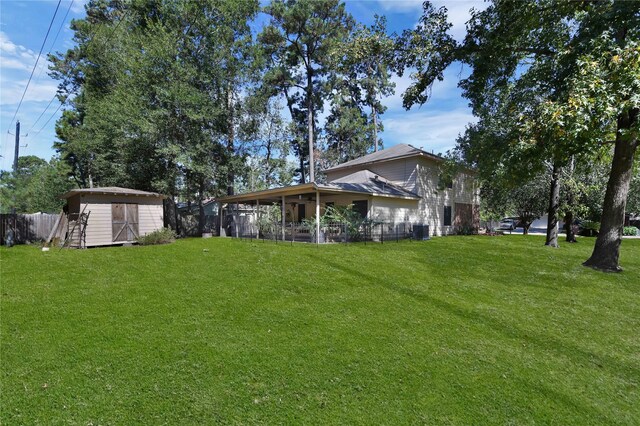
326, 154, 479, 236
80, 194, 164, 246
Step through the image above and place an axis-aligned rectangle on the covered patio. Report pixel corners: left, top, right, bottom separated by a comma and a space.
218, 175, 420, 243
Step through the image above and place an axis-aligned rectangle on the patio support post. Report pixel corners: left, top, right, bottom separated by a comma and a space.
256, 199, 260, 240
315, 190, 320, 244
281, 196, 285, 241
234, 202, 239, 238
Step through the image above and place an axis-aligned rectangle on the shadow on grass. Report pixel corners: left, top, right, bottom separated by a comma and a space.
314, 254, 638, 387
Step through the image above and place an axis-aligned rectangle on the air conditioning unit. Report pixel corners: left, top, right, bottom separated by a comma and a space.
412, 224, 430, 240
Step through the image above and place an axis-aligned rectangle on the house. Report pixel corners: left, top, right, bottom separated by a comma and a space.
59, 187, 165, 247
176, 198, 218, 215
218, 144, 480, 242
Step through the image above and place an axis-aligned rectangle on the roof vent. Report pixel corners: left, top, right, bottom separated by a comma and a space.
374, 175, 379, 181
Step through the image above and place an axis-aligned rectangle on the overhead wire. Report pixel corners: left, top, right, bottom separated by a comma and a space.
5, 0, 62, 133
29, 6, 131, 138
27, 0, 76, 135
33, 0, 75, 86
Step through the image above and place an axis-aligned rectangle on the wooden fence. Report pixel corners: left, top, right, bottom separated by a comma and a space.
0, 213, 59, 245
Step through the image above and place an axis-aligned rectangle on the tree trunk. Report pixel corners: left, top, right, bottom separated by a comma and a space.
226, 87, 235, 196
307, 67, 315, 183
372, 103, 378, 152
545, 163, 561, 247
584, 109, 638, 271
564, 211, 577, 243
298, 155, 306, 184
172, 195, 181, 237
197, 179, 205, 236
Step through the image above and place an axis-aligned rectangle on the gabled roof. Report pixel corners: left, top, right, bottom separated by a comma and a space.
325, 144, 445, 173
61, 186, 165, 199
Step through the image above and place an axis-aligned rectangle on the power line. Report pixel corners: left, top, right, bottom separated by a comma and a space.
26, 0, 75, 135
33, 0, 75, 87
30, 7, 131, 138
5, 0, 62, 132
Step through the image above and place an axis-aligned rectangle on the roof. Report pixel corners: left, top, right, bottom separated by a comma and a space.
61, 186, 165, 199
322, 169, 419, 199
324, 144, 445, 173
218, 171, 420, 204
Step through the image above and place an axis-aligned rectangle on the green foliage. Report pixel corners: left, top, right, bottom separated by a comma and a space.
626, 164, 640, 214
623, 226, 638, 236
2, 238, 639, 423
0, 156, 75, 213
580, 220, 601, 237
310, 204, 369, 241
325, 16, 397, 164
259, 0, 354, 182
395, 2, 457, 109
136, 227, 176, 245
51, 0, 260, 203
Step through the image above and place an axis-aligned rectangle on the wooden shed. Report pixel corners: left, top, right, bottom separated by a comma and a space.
60, 187, 165, 247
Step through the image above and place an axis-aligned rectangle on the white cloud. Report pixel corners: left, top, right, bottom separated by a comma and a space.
381, 108, 477, 153
0, 57, 31, 71
373, 0, 423, 13
0, 31, 38, 71
1, 78, 58, 104
70, 0, 87, 15
431, 1, 487, 41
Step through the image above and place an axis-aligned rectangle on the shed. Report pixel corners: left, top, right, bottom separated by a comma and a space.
60, 187, 165, 247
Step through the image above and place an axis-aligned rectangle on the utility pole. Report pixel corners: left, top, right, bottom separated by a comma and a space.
13, 121, 20, 176
5, 121, 21, 246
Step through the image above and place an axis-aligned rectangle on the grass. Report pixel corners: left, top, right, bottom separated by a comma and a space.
1, 236, 639, 424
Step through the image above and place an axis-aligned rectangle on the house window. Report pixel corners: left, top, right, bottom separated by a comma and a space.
352, 200, 368, 219
444, 205, 452, 226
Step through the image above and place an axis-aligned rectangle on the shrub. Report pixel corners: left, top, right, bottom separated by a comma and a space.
137, 227, 176, 245
580, 220, 600, 237
623, 226, 639, 236
455, 225, 478, 235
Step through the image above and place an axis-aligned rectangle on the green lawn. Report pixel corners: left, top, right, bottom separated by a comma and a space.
1, 236, 639, 424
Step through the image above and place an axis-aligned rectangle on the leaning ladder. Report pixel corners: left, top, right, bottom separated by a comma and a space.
62, 205, 90, 249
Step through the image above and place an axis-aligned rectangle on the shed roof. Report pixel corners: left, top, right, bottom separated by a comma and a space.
61, 186, 165, 199
324, 143, 445, 173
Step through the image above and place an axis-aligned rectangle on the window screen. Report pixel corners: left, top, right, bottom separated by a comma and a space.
444, 205, 452, 226
352, 200, 368, 219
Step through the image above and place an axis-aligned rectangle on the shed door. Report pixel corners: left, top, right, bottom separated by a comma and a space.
112, 203, 139, 242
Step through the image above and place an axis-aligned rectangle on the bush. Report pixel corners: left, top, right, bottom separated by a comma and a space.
623, 226, 639, 236
455, 225, 478, 235
580, 220, 600, 237
137, 227, 176, 245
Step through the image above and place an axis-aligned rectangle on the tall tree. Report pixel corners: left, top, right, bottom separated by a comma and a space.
259, 0, 353, 183
399, 1, 639, 270
326, 15, 397, 160
51, 0, 259, 234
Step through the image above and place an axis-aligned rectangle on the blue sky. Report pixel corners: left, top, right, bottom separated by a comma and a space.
0, 0, 486, 171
